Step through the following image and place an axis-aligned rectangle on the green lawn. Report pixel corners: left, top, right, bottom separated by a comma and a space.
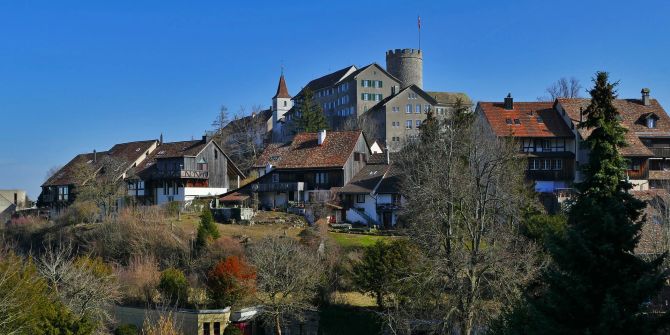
328, 232, 398, 249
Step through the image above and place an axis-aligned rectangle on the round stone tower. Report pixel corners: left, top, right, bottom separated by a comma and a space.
385, 48, 423, 89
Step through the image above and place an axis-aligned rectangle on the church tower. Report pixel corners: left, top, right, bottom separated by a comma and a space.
272, 70, 293, 142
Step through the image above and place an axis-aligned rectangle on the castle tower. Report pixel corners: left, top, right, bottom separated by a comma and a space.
385, 48, 423, 89
272, 71, 293, 142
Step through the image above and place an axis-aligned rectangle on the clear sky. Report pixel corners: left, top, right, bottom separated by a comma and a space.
1, 0, 669, 198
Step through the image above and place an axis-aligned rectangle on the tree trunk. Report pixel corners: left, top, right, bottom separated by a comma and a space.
274, 314, 282, 335
376, 291, 383, 308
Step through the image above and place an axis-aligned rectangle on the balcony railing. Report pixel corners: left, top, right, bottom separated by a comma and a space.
650, 147, 670, 158
152, 169, 209, 179
252, 182, 305, 193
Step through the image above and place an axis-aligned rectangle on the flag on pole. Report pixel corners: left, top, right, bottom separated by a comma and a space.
418, 15, 421, 30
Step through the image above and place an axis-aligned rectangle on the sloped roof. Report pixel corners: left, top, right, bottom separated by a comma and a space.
478, 102, 573, 138
557, 98, 658, 157
273, 74, 291, 99
370, 84, 438, 110
339, 164, 390, 194
340, 63, 400, 84
301, 65, 357, 93
43, 152, 105, 187
152, 140, 207, 158
42, 140, 157, 187
426, 91, 471, 106
253, 130, 364, 169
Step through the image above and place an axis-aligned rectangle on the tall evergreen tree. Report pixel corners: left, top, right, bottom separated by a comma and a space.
294, 87, 329, 133
499, 72, 667, 334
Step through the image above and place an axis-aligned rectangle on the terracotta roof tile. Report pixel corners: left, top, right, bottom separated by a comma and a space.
478, 102, 573, 138
253, 130, 363, 169
273, 74, 291, 99
557, 98, 660, 157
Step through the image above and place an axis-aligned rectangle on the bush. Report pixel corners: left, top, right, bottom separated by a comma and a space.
158, 268, 188, 305
115, 323, 139, 335
115, 255, 160, 305
223, 325, 244, 335
196, 208, 220, 250
164, 201, 180, 218
207, 256, 256, 308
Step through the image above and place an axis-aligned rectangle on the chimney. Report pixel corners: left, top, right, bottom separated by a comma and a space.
93, 149, 97, 163
317, 129, 327, 145
504, 93, 514, 110
642, 88, 651, 106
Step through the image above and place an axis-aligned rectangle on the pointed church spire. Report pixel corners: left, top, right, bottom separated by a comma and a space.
273, 71, 291, 99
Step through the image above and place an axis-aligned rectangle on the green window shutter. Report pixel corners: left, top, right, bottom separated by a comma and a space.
361, 80, 364, 87
379, 81, 383, 88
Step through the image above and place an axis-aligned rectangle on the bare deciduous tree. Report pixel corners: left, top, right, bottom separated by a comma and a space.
44, 165, 62, 182
73, 155, 127, 218
538, 77, 582, 101
220, 105, 270, 172
38, 244, 121, 330
391, 115, 544, 335
248, 236, 323, 335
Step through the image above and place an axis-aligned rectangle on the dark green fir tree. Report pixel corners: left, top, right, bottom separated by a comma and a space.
496, 72, 668, 335
294, 87, 329, 133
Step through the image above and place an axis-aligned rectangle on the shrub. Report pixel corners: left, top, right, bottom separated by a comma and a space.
223, 325, 244, 335
114, 324, 138, 335
158, 268, 188, 305
115, 255, 160, 304
206, 256, 256, 308
196, 208, 220, 250
164, 201, 181, 218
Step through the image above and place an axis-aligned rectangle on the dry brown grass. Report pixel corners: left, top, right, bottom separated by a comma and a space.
330, 291, 377, 307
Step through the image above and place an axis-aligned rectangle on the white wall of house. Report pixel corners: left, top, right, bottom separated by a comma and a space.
630, 179, 649, 191
155, 187, 228, 205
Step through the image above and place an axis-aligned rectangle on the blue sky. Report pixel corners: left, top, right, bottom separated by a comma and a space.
1, 0, 669, 198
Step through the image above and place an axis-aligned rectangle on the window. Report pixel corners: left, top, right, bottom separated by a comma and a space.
553, 159, 562, 170
137, 181, 144, 190
392, 106, 399, 113
214, 150, 218, 160
415, 104, 421, 113
316, 172, 328, 185
283, 101, 287, 107
406, 104, 412, 113
416, 120, 421, 127
356, 194, 365, 203
424, 104, 430, 112
648, 118, 657, 128
406, 120, 412, 129
628, 160, 641, 171
203, 322, 210, 335
272, 173, 279, 183
392, 193, 401, 205
214, 322, 221, 335
58, 186, 69, 201
513, 119, 521, 125
536, 116, 543, 123
506, 118, 513, 125
529, 159, 539, 170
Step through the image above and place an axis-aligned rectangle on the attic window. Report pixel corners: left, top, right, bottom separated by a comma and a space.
536, 116, 543, 123
135, 148, 141, 152
269, 155, 281, 162
513, 119, 521, 125
505, 118, 513, 125
648, 118, 657, 129
157, 150, 166, 156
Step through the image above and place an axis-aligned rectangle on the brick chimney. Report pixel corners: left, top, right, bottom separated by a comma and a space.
504, 93, 514, 110
317, 129, 327, 145
642, 88, 651, 106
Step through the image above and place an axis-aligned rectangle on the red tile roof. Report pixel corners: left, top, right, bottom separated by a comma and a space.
273, 74, 291, 99
557, 98, 659, 157
478, 102, 573, 138
254, 130, 364, 169
43, 140, 157, 187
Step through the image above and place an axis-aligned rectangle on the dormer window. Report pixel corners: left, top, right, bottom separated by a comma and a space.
505, 118, 512, 125
647, 117, 657, 128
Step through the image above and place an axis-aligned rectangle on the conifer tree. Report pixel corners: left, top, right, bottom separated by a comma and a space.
499, 72, 667, 334
294, 87, 329, 133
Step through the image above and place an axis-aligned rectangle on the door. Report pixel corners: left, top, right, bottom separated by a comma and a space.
382, 212, 392, 229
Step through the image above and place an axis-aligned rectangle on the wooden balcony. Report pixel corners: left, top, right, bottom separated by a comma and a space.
252, 182, 304, 193
650, 147, 670, 158
152, 169, 208, 179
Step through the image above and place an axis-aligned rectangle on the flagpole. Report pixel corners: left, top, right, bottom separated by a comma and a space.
418, 15, 421, 50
